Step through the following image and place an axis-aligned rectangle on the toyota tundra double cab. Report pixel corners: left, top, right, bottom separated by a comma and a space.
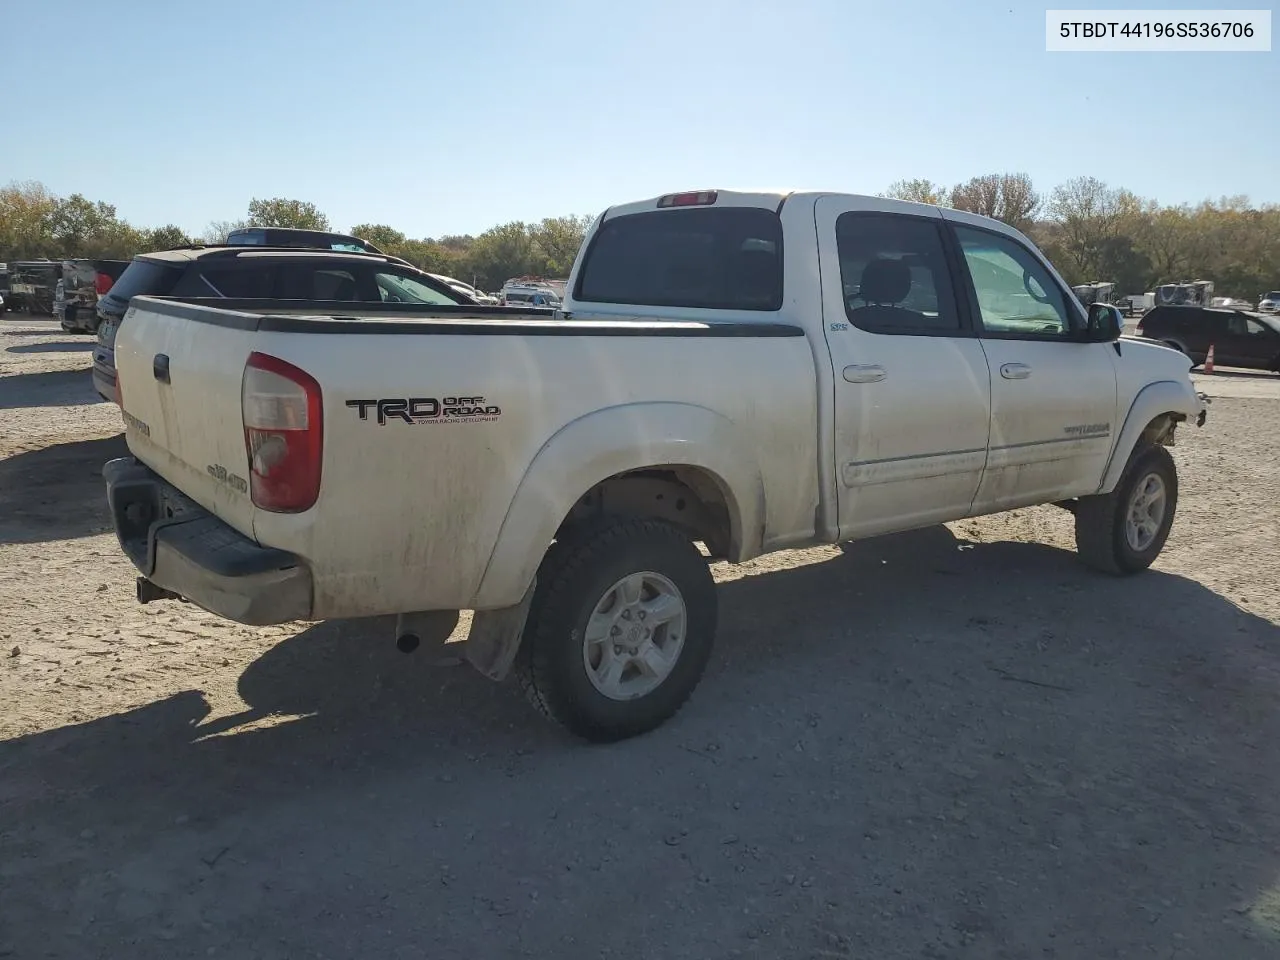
102, 189, 1207, 742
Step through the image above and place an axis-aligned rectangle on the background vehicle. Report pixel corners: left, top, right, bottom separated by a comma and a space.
92, 247, 474, 403
1155, 279, 1214, 307
54, 258, 130, 333
225, 227, 383, 254
103, 189, 1204, 742
429, 272, 499, 304
1210, 296, 1254, 311
501, 285, 561, 307
500, 276, 566, 306
1258, 291, 1280, 314
1136, 305, 1280, 370
6, 260, 61, 314
1071, 281, 1115, 307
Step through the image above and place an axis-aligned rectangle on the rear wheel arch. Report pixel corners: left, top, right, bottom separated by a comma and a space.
471, 403, 765, 610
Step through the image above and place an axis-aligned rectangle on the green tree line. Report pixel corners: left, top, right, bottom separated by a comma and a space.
0, 182, 594, 293
883, 173, 1280, 300
4, 176, 1278, 299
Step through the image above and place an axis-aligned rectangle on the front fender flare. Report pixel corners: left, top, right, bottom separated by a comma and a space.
471, 402, 765, 609
1096, 380, 1203, 494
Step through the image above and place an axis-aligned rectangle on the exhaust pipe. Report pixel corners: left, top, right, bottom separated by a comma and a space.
137, 577, 180, 604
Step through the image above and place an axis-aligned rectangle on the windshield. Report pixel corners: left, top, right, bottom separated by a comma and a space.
1265, 292, 1280, 301
373, 270, 463, 305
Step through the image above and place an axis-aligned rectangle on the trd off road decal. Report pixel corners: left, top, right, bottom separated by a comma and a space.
346, 397, 502, 426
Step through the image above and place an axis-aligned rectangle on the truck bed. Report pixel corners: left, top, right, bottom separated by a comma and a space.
137, 296, 802, 337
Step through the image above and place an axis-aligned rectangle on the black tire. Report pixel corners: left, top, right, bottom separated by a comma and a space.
1074, 444, 1178, 575
516, 518, 717, 742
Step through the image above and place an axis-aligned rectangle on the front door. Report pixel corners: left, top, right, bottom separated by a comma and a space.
815, 197, 992, 540
946, 220, 1119, 512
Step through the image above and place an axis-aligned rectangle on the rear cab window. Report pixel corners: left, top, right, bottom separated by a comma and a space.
574, 207, 783, 311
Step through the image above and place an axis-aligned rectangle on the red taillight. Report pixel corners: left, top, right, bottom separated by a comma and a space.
242, 352, 323, 513
95, 271, 114, 296
657, 190, 718, 208
1135, 324, 1144, 337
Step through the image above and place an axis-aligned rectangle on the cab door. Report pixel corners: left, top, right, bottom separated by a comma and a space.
943, 217, 1119, 511
815, 197, 992, 540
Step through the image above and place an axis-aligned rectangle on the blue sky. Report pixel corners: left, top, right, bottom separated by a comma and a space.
2, 0, 1275, 237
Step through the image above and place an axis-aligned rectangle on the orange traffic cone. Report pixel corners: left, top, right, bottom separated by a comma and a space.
1204, 344, 1216, 374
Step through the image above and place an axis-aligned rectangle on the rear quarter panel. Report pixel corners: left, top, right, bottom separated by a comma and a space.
250, 328, 819, 618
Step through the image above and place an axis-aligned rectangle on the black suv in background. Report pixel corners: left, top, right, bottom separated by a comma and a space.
92, 246, 473, 402
1136, 305, 1280, 372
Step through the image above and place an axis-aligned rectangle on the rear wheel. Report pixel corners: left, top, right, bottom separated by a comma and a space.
516, 518, 717, 742
1074, 445, 1178, 575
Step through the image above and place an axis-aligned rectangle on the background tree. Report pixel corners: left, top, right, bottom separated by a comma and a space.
141, 224, 192, 252
348, 223, 407, 251
881, 179, 948, 204
246, 197, 330, 231
529, 215, 593, 276
949, 173, 1040, 233
2, 177, 1276, 301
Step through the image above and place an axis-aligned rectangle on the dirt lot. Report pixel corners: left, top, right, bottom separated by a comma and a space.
2, 318, 1280, 959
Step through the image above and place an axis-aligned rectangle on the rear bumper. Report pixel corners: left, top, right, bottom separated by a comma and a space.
103, 457, 313, 625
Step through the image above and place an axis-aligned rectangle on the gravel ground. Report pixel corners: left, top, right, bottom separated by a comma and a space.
2, 318, 1280, 960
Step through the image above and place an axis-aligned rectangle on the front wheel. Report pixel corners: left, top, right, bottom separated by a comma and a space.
1074, 445, 1178, 575
516, 518, 718, 742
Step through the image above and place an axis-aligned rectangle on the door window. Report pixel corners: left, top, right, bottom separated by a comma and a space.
373, 270, 462, 305
835, 213, 963, 334
954, 226, 1077, 339
1227, 314, 1275, 338
172, 264, 275, 298
275, 264, 359, 300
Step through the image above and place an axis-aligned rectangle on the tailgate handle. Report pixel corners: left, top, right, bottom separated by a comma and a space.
153, 354, 170, 383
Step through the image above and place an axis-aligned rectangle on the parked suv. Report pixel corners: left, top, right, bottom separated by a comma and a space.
1258, 291, 1280, 315
92, 246, 473, 402
55, 258, 130, 333
1136, 305, 1280, 372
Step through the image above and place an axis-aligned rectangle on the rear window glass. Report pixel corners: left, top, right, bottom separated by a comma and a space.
105, 259, 183, 301
575, 207, 783, 311
171, 265, 275, 298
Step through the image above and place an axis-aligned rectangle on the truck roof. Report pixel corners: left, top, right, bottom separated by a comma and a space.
598, 189, 1030, 242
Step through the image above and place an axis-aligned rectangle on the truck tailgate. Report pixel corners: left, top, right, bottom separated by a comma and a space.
113, 302, 259, 536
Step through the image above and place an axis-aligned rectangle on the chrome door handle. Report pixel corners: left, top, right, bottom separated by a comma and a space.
843, 364, 886, 383
1000, 362, 1031, 380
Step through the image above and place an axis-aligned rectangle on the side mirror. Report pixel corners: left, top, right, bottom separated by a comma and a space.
1085, 302, 1123, 342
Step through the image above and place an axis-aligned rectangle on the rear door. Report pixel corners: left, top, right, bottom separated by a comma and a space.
1219, 313, 1280, 368
114, 300, 262, 534
815, 198, 992, 539
946, 219, 1118, 510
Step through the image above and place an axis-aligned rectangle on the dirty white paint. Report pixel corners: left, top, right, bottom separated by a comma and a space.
114, 190, 1204, 624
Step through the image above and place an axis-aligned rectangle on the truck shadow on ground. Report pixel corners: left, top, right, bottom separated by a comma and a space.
6, 341, 96, 354
4, 526, 1280, 956
0, 368, 101, 409
0, 434, 127, 543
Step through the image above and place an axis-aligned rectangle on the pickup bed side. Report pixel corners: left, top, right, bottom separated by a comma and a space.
111, 299, 821, 620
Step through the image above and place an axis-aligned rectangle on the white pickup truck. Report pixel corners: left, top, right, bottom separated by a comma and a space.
103, 189, 1207, 742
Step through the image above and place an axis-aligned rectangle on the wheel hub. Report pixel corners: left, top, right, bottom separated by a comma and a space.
582, 571, 687, 701
1124, 471, 1167, 552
